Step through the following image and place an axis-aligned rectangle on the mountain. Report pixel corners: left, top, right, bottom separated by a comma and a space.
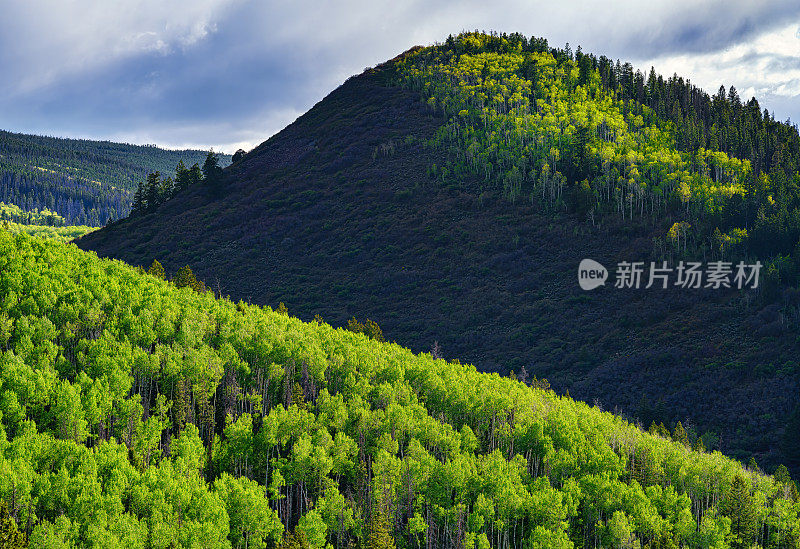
77, 33, 800, 472
2, 229, 799, 547
0, 130, 231, 226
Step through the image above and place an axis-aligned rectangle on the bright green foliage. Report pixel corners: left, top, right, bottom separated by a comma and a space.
2, 220, 95, 242
397, 34, 748, 214
1, 229, 800, 547
214, 473, 283, 549
297, 508, 327, 549
774, 465, 800, 501
0, 203, 64, 226
395, 32, 800, 270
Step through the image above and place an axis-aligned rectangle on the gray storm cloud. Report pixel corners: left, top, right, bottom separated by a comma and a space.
1, 0, 798, 151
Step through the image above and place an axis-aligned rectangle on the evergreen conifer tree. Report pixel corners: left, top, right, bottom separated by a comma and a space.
148, 259, 165, 279
721, 475, 757, 548
145, 171, 161, 211
672, 422, 689, 447
188, 163, 203, 187
132, 180, 145, 214
173, 265, 199, 290
175, 160, 190, 192
0, 500, 26, 548
367, 503, 397, 549
202, 150, 224, 196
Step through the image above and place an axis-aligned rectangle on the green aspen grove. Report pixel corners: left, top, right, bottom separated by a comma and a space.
0, 228, 798, 547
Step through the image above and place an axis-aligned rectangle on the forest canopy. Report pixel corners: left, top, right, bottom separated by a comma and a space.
0, 229, 798, 547
395, 32, 800, 282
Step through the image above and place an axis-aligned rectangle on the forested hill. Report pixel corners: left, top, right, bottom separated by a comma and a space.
78, 33, 800, 472
3, 229, 800, 547
0, 130, 230, 226
394, 33, 800, 263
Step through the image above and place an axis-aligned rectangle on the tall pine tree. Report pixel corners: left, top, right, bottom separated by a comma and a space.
173, 265, 204, 292
132, 180, 145, 215
0, 499, 26, 548
147, 259, 165, 279
721, 475, 757, 548
202, 150, 224, 196
144, 171, 161, 212
367, 503, 397, 549
175, 160, 190, 192
188, 163, 203, 187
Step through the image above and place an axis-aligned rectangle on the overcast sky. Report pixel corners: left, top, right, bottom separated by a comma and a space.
2, 0, 799, 153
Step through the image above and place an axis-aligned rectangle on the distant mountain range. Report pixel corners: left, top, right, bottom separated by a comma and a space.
0, 129, 230, 226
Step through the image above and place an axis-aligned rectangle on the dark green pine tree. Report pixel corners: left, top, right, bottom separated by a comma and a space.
291, 382, 307, 410
572, 124, 592, 181
721, 475, 757, 548
0, 499, 26, 548
279, 529, 309, 549
132, 180, 145, 215
147, 259, 165, 280
232, 148, 246, 164
202, 150, 224, 196
188, 163, 203, 187
175, 160, 190, 192
367, 503, 397, 549
173, 265, 204, 292
672, 421, 689, 447
345, 317, 364, 335
775, 464, 793, 484
363, 319, 384, 342
159, 176, 175, 202
145, 171, 161, 211
173, 265, 196, 289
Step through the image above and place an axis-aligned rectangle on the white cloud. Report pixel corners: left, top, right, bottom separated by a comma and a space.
2, 0, 800, 148
104, 106, 305, 154
640, 21, 800, 121
0, 0, 238, 94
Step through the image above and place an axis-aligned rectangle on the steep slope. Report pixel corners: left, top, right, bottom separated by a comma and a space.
0, 130, 230, 225
77, 46, 799, 471
3, 230, 800, 547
